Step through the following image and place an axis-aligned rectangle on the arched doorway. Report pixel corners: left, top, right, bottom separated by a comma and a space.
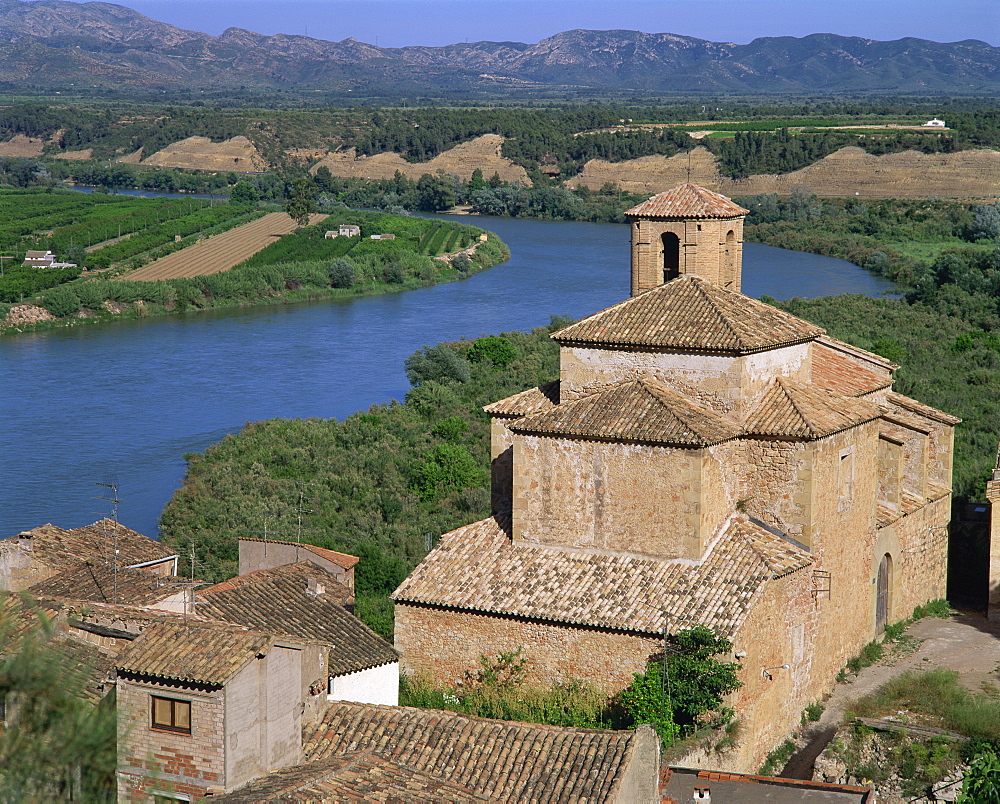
876, 553, 892, 634
661, 232, 680, 283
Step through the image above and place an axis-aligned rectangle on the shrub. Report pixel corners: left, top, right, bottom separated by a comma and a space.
411, 443, 485, 501
405, 344, 471, 387
328, 259, 355, 289
759, 739, 797, 776
468, 335, 518, 367
620, 626, 742, 746
41, 285, 81, 317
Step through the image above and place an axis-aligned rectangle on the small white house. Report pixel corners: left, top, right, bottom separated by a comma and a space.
922, 118, 946, 128
325, 224, 361, 239
22, 250, 76, 269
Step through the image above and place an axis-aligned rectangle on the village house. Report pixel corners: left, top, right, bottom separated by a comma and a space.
392, 183, 957, 770
1, 519, 663, 802
0, 519, 178, 592
21, 249, 76, 268
922, 118, 946, 127
324, 223, 361, 239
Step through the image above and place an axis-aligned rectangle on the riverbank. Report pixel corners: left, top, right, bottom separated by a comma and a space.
0, 231, 509, 338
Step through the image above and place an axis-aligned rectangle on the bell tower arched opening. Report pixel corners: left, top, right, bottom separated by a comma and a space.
661, 232, 680, 283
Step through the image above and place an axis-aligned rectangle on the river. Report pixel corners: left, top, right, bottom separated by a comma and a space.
1, 215, 896, 538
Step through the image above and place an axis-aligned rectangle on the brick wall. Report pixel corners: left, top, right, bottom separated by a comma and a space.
630, 217, 744, 295
117, 680, 225, 802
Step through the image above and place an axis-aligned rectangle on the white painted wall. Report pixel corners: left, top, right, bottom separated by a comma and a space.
328, 662, 399, 706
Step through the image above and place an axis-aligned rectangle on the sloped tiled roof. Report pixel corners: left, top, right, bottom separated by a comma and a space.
303, 702, 642, 804
745, 378, 881, 439
392, 513, 810, 637
211, 752, 489, 803
811, 343, 893, 398
625, 184, 748, 219
552, 276, 824, 354
885, 392, 961, 426
238, 537, 359, 569
509, 377, 740, 447
817, 335, 899, 370
201, 561, 352, 602
3, 519, 176, 575
483, 380, 560, 417
115, 620, 272, 686
27, 562, 187, 607
199, 572, 397, 678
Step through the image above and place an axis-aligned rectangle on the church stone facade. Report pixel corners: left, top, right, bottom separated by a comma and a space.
392, 184, 956, 769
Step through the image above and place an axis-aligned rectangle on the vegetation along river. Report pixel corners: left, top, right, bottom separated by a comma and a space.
1, 215, 896, 538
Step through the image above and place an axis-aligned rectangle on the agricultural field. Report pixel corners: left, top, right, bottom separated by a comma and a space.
0, 189, 259, 302
241, 211, 480, 270
123, 212, 326, 281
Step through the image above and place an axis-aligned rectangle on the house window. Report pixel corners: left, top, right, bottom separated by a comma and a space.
151, 695, 191, 735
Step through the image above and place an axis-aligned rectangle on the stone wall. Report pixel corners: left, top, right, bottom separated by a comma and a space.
558, 343, 810, 419
511, 433, 707, 559
394, 602, 660, 692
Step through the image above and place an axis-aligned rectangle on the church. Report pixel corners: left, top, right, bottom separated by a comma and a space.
392, 184, 956, 769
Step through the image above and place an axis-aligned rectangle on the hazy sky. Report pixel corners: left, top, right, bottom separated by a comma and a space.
91, 0, 999, 48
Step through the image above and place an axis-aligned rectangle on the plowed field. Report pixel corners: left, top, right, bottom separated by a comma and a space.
122, 212, 327, 281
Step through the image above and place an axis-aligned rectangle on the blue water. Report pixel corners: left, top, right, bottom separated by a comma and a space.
0, 215, 895, 538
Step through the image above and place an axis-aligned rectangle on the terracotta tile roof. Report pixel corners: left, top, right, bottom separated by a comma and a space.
303, 702, 641, 803
392, 514, 810, 638
745, 378, 881, 439
509, 377, 740, 446
483, 380, 560, 417
817, 335, 900, 370
201, 561, 352, 602
238, 537, 359, 569
4, 519, 176, 575
26, 562, 188, 607
0, 596, 116, 702
885, 392, 961, 426
877, 486, 951, 527
625, 183, 748, 219
212, 752, 489, 803
811, 343, 892, 398
199, 572, 397, 677
551, 276, 824, 354
115, 620, 273, 686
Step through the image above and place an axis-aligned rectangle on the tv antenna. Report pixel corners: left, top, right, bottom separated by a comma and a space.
95, 481, 122, 605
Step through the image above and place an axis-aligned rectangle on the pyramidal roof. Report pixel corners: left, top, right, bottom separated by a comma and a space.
625, 183, 748, 219
509, 376, 740, 446
745, 377, 880, 439
552, 275, 824, 354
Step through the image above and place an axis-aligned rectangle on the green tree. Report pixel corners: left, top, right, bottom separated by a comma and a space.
971, 204, 1000, 241
416, 174, 456, 212
468, 335, 518, 367
0, 604, 118, 801
229, 180, 259, 207
284, 177, 318, 227
620, 626, 742, 745
329, 259, 355, 289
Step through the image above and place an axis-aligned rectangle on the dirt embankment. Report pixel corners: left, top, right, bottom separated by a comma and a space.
141, 136, 267, 173
574, 145, 1000, 198
311, 133, 530, 185
0, 134, 45, 158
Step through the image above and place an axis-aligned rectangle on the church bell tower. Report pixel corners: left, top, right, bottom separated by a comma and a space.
625, 184, 748, 296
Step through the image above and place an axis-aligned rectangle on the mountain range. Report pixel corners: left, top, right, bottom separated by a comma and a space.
0, 0, 997, 96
